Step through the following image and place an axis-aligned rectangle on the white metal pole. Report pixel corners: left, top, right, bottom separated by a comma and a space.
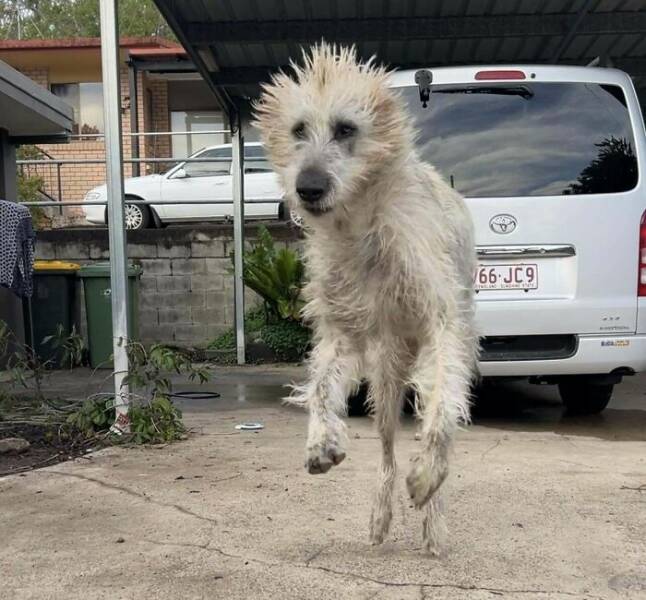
232, 119, 246, 364
99, 0, 131, 433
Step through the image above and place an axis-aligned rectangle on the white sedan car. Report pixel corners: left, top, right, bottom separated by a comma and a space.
82, 142, 285, 229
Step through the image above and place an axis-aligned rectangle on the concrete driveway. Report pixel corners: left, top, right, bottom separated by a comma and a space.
1, 366, 645, 599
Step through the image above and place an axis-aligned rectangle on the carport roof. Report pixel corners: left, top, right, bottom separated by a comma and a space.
0, 59, 73, 143
154, 0, 646, 116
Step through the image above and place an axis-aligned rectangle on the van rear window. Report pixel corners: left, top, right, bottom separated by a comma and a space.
401, 82, 638, 197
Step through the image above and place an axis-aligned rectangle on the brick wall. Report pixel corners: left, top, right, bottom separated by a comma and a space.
34, 224, 302, 347
144, 76, 171, 173
21, 67, 48, 87
18, 67, 170, 225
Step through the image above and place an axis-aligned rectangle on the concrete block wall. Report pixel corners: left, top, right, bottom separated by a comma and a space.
34, 224, 301, 347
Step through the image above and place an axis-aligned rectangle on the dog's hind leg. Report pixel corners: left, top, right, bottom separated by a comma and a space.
368, 369, 403, 545
292, 336, 361, 475
405, 318, 474, 552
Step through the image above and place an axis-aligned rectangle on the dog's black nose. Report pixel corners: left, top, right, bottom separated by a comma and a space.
296, 168, 330, 203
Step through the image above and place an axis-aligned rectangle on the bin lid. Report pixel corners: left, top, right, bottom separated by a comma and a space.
34, 260, 80, 273
78, 262, 142, 278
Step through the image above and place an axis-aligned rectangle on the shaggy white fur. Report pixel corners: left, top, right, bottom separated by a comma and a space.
253, 44, 478, 554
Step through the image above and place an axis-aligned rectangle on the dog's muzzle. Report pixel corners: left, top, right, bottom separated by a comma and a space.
296, 167, 331, 214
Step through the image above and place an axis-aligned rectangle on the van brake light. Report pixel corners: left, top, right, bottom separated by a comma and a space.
639, 210, 646, 297
475, 70, 526, 81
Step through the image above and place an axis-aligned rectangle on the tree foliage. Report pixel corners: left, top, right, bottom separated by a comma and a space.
567, 136, 637, 195
16, 145, 51, 229
0, 0, 174, 40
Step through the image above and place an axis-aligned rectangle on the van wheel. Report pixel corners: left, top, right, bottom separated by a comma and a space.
558, 379, 613, 415
402, 387, 416, 415
347, 382, 369, 417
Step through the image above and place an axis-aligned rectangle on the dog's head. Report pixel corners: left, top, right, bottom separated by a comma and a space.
253, 43, 412, 222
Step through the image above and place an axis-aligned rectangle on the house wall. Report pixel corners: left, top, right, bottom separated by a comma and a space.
0, 47, 182, 226
14, 61, 170, 225
33, 223, 302, 347
142, 75, 171, 172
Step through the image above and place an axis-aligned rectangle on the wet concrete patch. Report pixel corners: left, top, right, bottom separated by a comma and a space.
609, 571, 646, 592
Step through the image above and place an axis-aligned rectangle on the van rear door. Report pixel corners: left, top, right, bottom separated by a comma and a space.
397, 67, 643, 337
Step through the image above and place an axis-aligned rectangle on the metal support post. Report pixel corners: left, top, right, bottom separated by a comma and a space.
231, 117, 246, 364
0, 128, 17, 200
127, 58, 140, 177
99, 0, 131, 432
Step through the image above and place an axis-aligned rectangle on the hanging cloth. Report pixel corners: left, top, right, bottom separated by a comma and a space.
0, 200, 36, 298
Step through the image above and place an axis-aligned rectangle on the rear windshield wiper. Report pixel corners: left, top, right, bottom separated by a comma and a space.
432, 85, 534, 100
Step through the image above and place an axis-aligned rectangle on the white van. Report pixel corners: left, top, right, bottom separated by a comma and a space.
390, 65, 646, 414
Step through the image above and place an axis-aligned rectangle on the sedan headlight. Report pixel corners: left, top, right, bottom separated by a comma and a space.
84, 192, 102, 201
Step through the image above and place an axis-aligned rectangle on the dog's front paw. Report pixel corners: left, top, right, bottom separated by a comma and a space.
305, 415, 347, 475
369, 506, 392, 545
406, 452, 448, 507
306, 440, 346, 474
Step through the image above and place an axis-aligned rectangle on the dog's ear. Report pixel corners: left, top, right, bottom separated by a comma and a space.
252, 72, 299, 169
369, 87, 413, 158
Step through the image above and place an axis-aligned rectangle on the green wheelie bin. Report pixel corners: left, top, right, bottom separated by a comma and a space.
26, 261, 80, 367
78, 262, 142, 369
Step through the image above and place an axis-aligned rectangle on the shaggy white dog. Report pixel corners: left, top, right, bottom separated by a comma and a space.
253, 44, 478, 554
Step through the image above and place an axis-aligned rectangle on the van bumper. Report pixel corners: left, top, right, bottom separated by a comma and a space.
479, 334, 646, 377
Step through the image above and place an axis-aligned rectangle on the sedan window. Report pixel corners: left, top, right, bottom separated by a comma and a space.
244, 159, 273, 174
182, 148, 231, 178
243, 146, 273, 174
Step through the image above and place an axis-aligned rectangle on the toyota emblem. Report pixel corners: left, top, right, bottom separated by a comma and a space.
489, 214, 517, 234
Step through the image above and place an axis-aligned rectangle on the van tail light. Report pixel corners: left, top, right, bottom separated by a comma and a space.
639, 210, 646, 297
475, 70, 526, 80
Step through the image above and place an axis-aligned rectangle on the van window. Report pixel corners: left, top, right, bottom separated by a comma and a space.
401, 82, 638, 197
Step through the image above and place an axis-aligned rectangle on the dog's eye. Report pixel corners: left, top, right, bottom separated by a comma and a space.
292, 121, 307, 139
333, 121, 357, 141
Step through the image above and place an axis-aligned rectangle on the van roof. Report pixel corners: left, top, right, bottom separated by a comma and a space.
390, 64, 634, 88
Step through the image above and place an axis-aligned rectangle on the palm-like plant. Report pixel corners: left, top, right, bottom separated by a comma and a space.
240, 226, 306, 321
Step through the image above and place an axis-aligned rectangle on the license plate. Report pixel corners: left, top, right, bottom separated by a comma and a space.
474, 264, 538, 291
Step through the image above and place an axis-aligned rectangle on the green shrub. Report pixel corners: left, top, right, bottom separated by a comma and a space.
208, 308, 265, 350
260, 319, 311, 361
42, 324, 85, 369
17, 145, 50, 229
207, 311, 311, 363
66, 396, 115, 437
209, 329, 236, 351
65, 343, 209, 444
237, 226, 306, 321
0, 324, 206, 446
213, 228, 312, 363
128, 396, 185, 444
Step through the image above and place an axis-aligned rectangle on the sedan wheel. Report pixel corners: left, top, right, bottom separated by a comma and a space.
124, 203, 149, 230
290, 208, 304, 228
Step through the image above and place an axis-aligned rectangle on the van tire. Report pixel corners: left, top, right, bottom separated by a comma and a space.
558, 379, 613, 415
347, 382, 369, 417
402, 387, 416, 415
347, 383, 417, 417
